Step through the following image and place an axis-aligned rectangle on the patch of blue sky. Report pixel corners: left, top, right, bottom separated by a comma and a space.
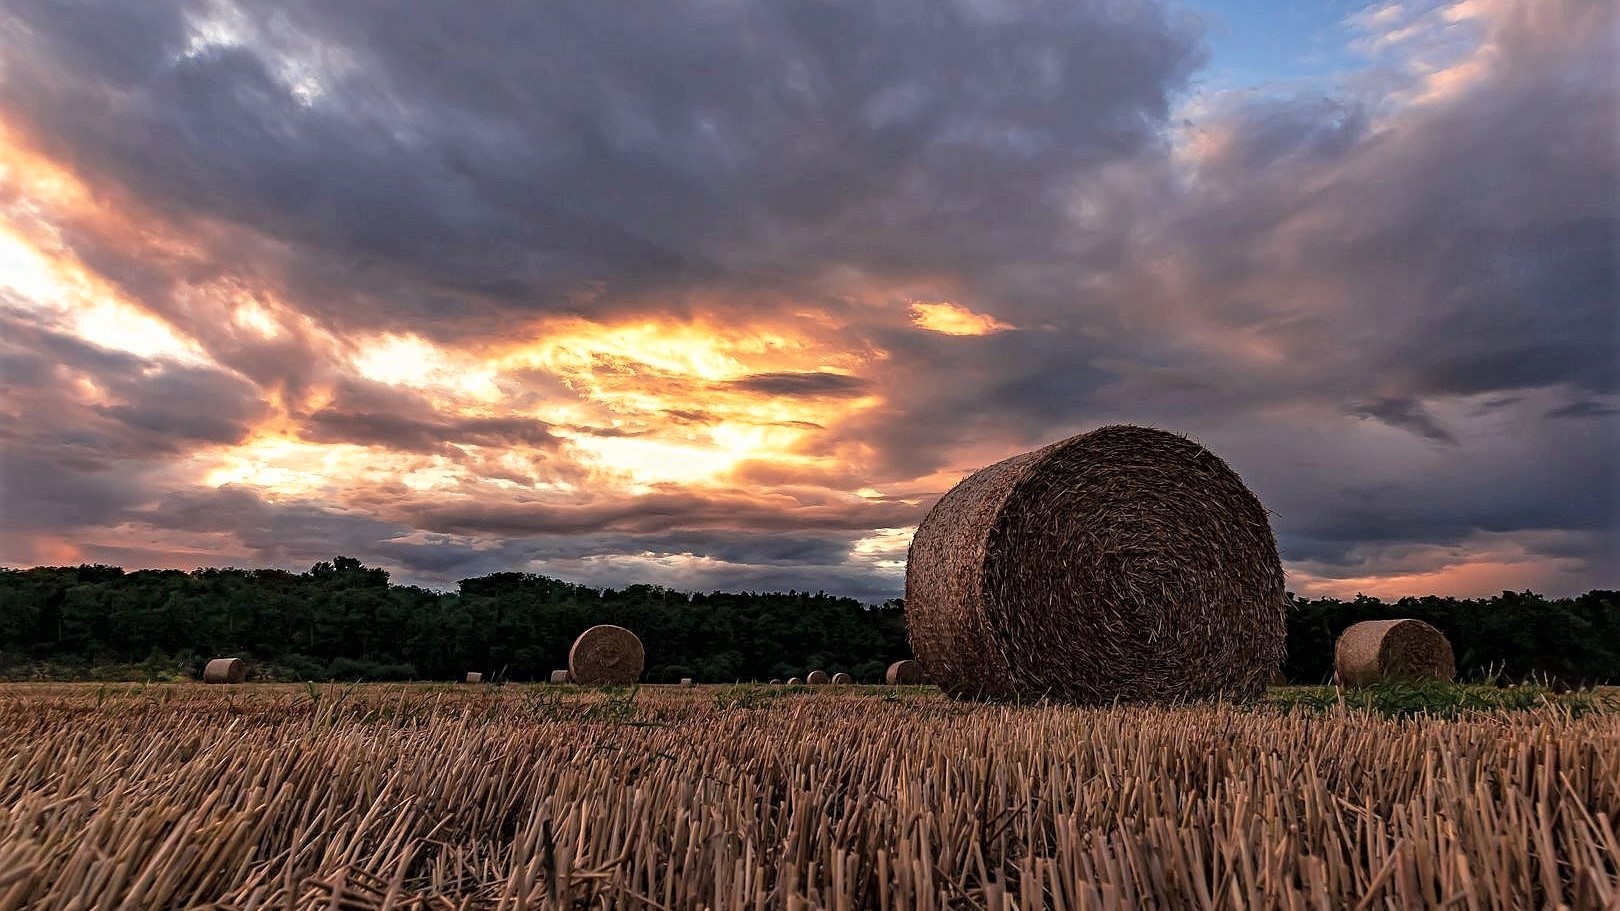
1179, 0, 1374, 95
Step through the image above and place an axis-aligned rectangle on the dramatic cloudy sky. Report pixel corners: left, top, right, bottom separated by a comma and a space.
0, 0, 1614, 599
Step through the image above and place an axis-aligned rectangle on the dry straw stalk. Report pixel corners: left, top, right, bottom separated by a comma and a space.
567, 625, 645, 686
905, 424, 1286, 704
1, 683, 1614, 910
1335, 618, 1457, 687
201, 657, 245, 684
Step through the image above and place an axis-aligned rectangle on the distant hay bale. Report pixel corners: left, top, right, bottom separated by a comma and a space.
550, 669, 570, 684
886, 659, 927, 686
787, 677, 803, 685
904, 424, 1286, 704
202, 658, 245, 684
806, 670, 829, 685
1334, 619, 1456, 687
464, 672, 483, 684
680, 677, 694, 687
568, 625, 645, 686
831, 672, 852, 685
769, 679, 782, 685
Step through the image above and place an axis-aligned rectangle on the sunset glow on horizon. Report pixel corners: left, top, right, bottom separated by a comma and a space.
0, 0, 1613, 600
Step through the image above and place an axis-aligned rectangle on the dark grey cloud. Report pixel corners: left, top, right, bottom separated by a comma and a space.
1548, 400, 1618, 420
142, 485, 414, 567
1350, 397, 1456, 446
304, 408, 559, 453
1, 0, 1203, 332
0, 307, 270, 540
0, 308, 268, 457
727, 372, 871, 398
404, 489, 917, 538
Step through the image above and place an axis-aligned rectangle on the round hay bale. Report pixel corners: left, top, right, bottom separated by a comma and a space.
787, 677, 803, 686
831, 672, 853, 685
904, 424, 1286, 704
1334, 619, 1456, 687
805, 670, 830, 685
679, 677, 694, 687
885, 659, 927, 686
464, 672, 483, 684
550, 669, 570, 684
568, 625, 645, 686
202, 658, 246, 684
768, 678, 782, 685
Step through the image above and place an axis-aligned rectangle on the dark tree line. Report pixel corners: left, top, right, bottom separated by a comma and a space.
1, 558, 1616, 685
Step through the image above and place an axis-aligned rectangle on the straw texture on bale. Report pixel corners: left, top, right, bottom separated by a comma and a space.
831, 672, 853, 685
464, 672, 483, 684
202, 658, 245, 684
806, 670, 830, 685
1334, 619, 1456, 687
568, 625, 645, 686
550, 670, 570, 684
886, 659, 927, 686
905, 424, 1286, 704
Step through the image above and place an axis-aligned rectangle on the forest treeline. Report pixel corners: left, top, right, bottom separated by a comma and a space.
1, 557, 1616, 685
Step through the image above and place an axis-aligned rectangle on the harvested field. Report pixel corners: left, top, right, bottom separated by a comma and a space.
1, 684, 1616, 910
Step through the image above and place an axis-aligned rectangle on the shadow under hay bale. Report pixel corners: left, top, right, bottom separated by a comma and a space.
464, 672, 483, 684
202, 658, 246, 684
568, 625, 645, 686
805, 670, 829, 685
904, 424, 1286, 705
831, 672, 852, 685
1334, 619, 1456, 687
886, 659, 927, 686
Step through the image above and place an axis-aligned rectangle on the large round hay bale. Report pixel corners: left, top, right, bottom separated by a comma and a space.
787, 677, 803, 686
568, 625, 645, 686
905, 424, 1286, 704
1334, 619, 1456, 687
831, 672, 853, 685
886, 659, 927, 686
805, 670, 830, 685
202, 658, 246, 684
550, 669, 570, 684
464, 672, 483, 684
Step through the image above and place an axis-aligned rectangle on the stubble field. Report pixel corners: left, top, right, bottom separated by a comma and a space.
1, 683, 1616, 911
